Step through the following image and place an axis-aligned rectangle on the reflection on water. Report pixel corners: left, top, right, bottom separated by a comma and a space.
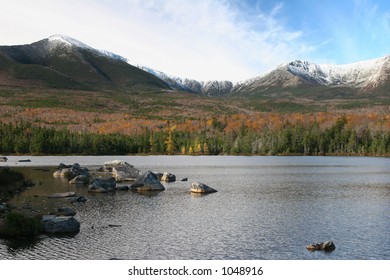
1, 156, 390, 260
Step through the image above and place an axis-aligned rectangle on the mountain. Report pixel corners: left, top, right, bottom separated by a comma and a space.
138, 55, 390, 96
234, 56, 390, 94
0, 34, 389, 96
0, 34, 169, 90
136, 65, 233, 96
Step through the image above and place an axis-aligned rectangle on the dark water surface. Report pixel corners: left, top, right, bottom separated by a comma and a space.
1, 156, 389, 260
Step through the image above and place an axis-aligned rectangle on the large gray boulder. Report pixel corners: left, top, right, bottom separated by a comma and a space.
191, 182, 217, 193
104, 160, 140, 182
88, 177, 116, 193
42, 215, 80, 234
130, 171, 165, 191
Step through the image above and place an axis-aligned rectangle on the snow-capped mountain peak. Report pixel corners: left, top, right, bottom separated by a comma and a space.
287, 56, 390, 87
48, 34, 90, 49
47, 34, 127, 62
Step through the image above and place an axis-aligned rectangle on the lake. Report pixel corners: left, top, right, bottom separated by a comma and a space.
1, 155, 389, 260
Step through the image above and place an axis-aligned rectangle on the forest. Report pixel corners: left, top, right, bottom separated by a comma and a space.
0, 112, 389, 156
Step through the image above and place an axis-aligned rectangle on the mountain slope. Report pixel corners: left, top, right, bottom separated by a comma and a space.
235, 56, 390, 94
136, 65, 233, 95
0, 35, 169, 91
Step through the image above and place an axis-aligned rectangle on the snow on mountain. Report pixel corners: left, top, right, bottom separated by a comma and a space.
48, 34, 90, 49
234, 55, 390, 92
44, 35, 390, 94
287, 56, 390, 87
135, 64, 233, 95
47, 34, 128, 62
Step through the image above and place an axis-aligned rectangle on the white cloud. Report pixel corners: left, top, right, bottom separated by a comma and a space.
0, 0, 315, 82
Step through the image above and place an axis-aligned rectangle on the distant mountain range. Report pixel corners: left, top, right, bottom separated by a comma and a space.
1, 34, 389, 96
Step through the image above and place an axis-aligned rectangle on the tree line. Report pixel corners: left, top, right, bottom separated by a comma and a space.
0, 116, 389, 156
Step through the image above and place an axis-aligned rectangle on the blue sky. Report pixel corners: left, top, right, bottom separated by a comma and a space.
1, 0, 390, 82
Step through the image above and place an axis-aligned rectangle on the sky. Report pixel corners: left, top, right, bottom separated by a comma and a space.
1, 0, 390, 82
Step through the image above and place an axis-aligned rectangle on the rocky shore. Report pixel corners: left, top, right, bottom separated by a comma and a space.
1, 160, 218, 239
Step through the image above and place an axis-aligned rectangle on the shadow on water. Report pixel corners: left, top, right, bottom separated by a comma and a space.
3, 236, 42, 252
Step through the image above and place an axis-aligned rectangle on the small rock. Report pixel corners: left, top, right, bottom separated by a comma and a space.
181, 177, 188, 181
161, 172, 176, 182
57, 207, 76, 216
191, 182, 217, 193
70, 195, 87, 203
48, 192, 76, 198
108, 224, 122, 228
306, 241, 336, 252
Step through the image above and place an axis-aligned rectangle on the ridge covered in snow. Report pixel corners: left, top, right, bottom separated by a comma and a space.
286, 56, 389, 87
47, 34, 128, 62
43, 34, 390, 94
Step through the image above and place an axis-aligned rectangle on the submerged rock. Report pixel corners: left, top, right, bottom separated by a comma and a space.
70, 195, 87, 203
88, 177, 116, 193
191, 182, 217, 194
41, 215, 80, 234
48, 192, 76, 198
69, 175, 89, 185
56, 207, 76, 216
130, 171, 165, 191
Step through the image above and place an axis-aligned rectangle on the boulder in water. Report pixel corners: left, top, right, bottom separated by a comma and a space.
306, 241, 336, 252
191, 182, 217, 194
161, 172, 176, 182
103, 160, 140, 182
42, 215, 80, 234
130, 171, 165, 191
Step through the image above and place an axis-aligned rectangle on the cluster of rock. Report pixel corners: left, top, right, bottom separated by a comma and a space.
46, 161, 218, 236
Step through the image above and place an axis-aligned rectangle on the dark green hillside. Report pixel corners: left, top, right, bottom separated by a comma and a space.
0, 39, 170, 91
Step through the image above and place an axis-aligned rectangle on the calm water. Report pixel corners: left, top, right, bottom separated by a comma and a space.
1, 156, 389, 260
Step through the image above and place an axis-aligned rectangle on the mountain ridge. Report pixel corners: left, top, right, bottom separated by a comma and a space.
0, 34, 389, 96
0, 34, 170, 90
